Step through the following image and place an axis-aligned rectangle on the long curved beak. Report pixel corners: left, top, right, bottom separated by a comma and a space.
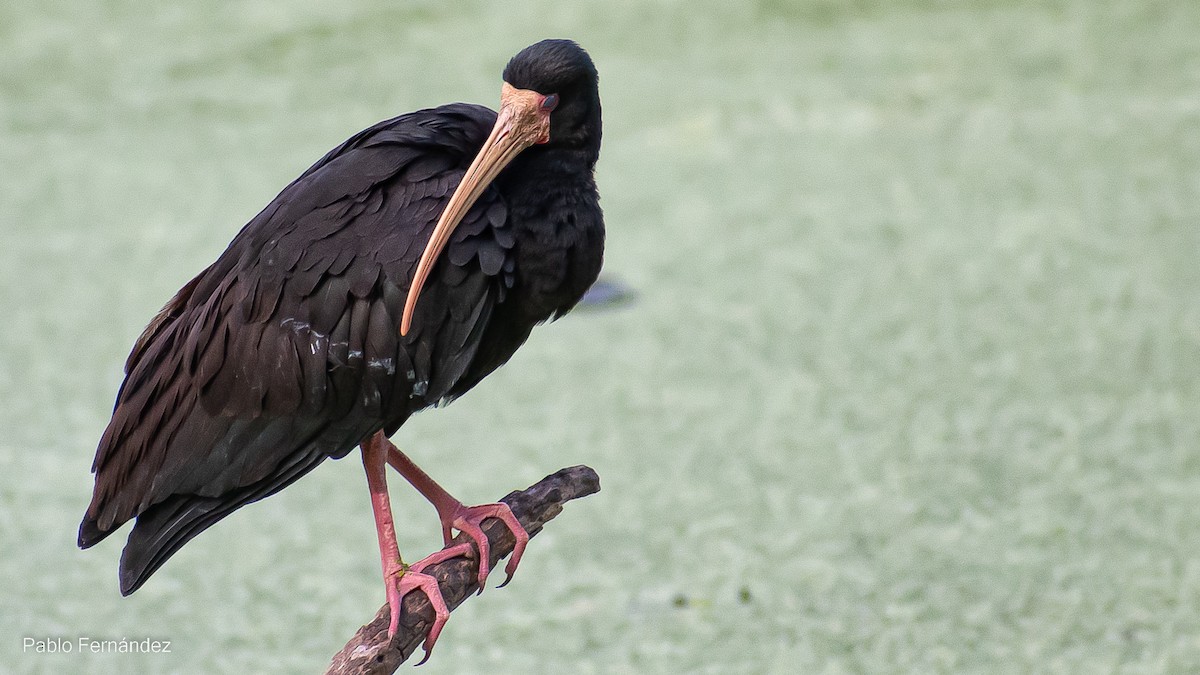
400, 83, 552, 336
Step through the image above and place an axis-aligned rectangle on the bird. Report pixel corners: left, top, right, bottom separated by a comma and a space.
79, 39, 603, 660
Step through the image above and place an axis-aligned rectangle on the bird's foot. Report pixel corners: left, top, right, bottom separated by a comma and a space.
380, 443, 529, 592
441, 501, 530, 592
383, 547, 468, 665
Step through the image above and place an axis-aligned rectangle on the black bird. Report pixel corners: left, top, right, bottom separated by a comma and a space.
79, 39, 603, 658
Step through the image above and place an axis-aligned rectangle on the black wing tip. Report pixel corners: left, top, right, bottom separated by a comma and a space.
78, 516, 146, 596
78, 517, 113, 550
118, 560, 146, 596
115, 496, 198, 597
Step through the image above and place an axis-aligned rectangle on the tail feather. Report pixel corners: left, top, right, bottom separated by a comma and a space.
116, 448, 330, 596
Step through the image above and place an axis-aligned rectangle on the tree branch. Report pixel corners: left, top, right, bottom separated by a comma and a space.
326, 465, 601, 674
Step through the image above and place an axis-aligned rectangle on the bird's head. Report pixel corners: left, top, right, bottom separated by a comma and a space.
502, 39, 601, 151
401, 40, 600, 336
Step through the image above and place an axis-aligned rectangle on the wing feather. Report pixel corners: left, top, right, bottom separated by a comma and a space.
79, 104, 518, 598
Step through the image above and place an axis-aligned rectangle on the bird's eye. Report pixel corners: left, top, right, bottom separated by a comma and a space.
541, 94, 559, 111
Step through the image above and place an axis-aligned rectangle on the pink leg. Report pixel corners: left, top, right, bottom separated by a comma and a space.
381, 438, 530, 592
360, 432, 450, 662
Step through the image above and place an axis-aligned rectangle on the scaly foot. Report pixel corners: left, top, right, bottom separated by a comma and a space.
383, 443, 530, 591
382, 544, 472, 664
440, 500, 530, 591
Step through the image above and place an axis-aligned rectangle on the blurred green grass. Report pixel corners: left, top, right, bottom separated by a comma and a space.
4, 0, 1200, 672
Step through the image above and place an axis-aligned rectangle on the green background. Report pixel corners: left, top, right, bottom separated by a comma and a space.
3, 0, 1200, 672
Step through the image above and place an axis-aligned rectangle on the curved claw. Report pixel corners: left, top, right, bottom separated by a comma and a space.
378, 442, 529, 593
445, 502, 530, 591
384, 562, 455, 662
492, 504, 529, 586
449, 515, 490, 592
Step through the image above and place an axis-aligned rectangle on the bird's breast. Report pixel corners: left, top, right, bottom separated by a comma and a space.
506, 187, 604, 323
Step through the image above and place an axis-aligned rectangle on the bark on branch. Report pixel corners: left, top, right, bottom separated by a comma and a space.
326, 465, 601, 674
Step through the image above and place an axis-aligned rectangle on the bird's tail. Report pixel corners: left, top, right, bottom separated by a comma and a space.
101, 448, 329, 596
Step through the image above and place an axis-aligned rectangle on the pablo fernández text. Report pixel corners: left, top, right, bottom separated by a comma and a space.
23, 636, 172, 654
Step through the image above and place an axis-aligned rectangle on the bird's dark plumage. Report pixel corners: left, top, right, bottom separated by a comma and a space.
80, 40, 603, 597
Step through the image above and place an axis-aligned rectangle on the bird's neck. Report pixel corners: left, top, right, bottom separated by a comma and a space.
503, 143, 598, 194
499, 146, 604, 322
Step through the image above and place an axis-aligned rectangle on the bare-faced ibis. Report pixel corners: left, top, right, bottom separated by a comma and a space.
79, 39, 603, 659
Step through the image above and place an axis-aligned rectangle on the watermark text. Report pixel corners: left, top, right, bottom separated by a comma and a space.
22, 636, 172, 654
